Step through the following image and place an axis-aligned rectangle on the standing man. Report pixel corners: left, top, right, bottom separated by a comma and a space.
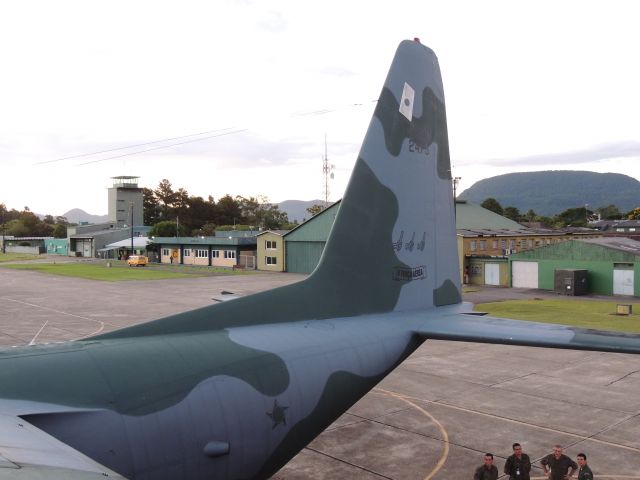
576, 453, 593, 480
474, 453, 499, 480
504, 443, 531, 480
541, 445, 577, 480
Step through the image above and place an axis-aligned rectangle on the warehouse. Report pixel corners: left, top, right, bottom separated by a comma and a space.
509, 237, 640, 296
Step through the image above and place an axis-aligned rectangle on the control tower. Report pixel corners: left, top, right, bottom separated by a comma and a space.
108, 176, 144, 228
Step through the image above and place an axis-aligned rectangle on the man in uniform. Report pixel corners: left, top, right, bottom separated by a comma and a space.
541, 445, 577, 480
504, 443, 531, 480
474, 453, 498, 480
576, 453, 593, 480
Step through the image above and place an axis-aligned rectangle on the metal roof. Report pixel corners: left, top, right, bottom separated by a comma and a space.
100, 237, 150, 251
151, 236, 256, 246
455, 201, 524, 230
578, 237, 640, 256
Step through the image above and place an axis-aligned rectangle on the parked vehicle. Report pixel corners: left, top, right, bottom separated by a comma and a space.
127, 255, 148, 267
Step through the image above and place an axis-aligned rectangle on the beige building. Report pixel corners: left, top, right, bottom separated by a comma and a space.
256, 230, 288, 272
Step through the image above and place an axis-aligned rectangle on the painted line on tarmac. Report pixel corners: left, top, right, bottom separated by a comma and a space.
3, 298, 106, 344
381, 389, 640, 454
375, 389, 640, 480
375, 388, 449, 480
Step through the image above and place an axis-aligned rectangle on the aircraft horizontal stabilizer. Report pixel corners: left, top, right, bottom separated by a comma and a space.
414, 312, 640, 354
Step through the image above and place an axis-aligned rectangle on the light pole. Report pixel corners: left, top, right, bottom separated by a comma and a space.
130, 202, 134, 257
452, 176, 462, 200
1, 210, 5, 254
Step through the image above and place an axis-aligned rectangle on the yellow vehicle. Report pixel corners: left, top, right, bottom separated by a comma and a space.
127, 255, 148, 267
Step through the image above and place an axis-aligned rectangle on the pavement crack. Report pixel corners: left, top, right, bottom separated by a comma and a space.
606, 369, 640, 386
302, 446, 394, 479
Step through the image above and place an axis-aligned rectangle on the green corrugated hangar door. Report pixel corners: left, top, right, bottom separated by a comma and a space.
285, 242, 326, 274
512, 261, 538, 288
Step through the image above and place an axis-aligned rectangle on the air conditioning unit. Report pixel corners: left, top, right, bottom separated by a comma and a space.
503, 249, 511, 255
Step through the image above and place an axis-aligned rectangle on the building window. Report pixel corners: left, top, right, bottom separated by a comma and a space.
265, 240, 277, 249
224, 250, 236, 259
212, 250, 220, 258
266, 256, 277, 265
492, 240, 498, 249
479, 240, 486, 250
510, 240, 516, 249
183, 249, 191, 257
162, 248, 170, 256
500, 239, 506, 249
195, 249, 208, 258
470, 240, 477, 251
520, 239, 527, 249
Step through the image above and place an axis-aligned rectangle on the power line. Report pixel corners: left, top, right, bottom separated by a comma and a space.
33, 127, 237, 166
34, 99, 378, 167
75, 128, 249, 166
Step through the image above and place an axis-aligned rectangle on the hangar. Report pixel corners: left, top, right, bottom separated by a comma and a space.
509, 237, 640, 296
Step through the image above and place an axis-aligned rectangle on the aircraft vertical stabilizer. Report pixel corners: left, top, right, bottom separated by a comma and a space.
94, 40, 461, 338
312, 39, 461, 312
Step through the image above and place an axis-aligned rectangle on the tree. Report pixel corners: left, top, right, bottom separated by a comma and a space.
480, 197, 503, 216
215, 194, 243, 226
149, 220, 188, 237
237, 195, 289, 229
503, 206, 521, 222
555, 206, 591, 227
306, 204, 326, 217
596, 204, 621, 220
185, 195, 216, 231
154, 179, 178, 220
143, 187, 161, 225
52, 224, 67, 238
627, 207, 640, 220
524, 209, 537, 223
5, 219, 29, 237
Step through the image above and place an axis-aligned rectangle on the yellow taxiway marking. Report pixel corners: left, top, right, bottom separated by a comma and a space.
374, 388, 640, 480
375, 388, 449, 480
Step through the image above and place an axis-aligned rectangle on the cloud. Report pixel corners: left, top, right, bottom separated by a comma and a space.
256, 11, 287, 33
472, 141, 640, 167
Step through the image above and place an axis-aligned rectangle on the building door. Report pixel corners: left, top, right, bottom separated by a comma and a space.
484, 263, 500, 286
83, 240, 92, 258
613, 265, 634, 296
512, 261, 539, 288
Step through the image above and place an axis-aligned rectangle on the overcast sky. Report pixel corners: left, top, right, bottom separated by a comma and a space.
2, 0, 639, 216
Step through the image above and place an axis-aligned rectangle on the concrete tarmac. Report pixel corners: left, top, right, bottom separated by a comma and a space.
1, 266, 639, 479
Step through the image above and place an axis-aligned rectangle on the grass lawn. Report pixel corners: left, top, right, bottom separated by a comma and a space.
0, 252, 40, 263
0, 262, 205, 281
475, 299, 640, 333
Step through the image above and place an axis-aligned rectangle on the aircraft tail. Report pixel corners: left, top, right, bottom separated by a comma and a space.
94, 40, 460, 339
310, 39, 461, 312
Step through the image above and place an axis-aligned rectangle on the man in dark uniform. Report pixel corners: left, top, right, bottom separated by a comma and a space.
474, 453, 498, 480
504, 443, 531, 480
541, 445, 577, 480
576, 453, 593, 480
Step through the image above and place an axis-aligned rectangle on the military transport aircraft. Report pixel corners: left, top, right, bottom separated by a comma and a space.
2, 39, 639, 480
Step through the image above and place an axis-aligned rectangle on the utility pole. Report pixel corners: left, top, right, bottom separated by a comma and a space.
1, 209, 5, 254
130, 202, 134, 257
452, 176, 461, 200
322, 134, 334, 207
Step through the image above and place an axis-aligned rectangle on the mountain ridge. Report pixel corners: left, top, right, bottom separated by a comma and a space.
458, 170, 640, 216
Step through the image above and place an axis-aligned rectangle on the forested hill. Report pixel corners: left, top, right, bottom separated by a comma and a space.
458, 171, 640, 216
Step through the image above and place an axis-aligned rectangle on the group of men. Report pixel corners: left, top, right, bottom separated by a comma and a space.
473, 443, 593, 480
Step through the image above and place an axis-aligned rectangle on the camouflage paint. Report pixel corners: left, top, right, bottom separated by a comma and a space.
1, 40, 638, 480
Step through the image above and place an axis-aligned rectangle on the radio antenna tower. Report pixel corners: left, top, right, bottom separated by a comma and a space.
322, 134, 335, 207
